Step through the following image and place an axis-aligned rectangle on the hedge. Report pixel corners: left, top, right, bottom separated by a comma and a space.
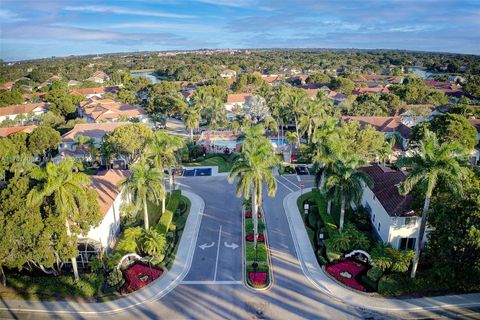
157, 190, 182, 234
378, 274, 418, 296
7, 273, 104, 298
323, 239, 341, 262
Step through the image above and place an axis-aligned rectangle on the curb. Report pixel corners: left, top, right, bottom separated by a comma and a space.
283, 188, 480, 313
0, 190, 205, 316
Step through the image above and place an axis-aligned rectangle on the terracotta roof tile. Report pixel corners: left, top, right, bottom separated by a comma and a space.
359, 165, 414, 217
0, 103, 48, 117
0, 125, 37, 137
62, 122, 128, 142
341, 116, 411, 139
90, 170, 131, 216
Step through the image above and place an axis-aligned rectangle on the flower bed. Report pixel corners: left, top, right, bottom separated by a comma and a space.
326, 260, 367, 292
248, 272, 267, 288
245, 210, 262, 218
246, 233, 265, 242
121, 262, 163, 293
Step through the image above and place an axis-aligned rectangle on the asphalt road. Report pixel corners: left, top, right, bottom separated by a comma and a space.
2, 174, 477, 319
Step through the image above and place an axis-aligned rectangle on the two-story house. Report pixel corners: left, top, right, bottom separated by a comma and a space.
359, 165, 420, 251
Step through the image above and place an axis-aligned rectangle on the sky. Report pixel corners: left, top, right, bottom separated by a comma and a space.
0, 0, 479, 61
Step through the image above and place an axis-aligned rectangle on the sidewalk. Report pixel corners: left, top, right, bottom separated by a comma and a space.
0, 190, 205, 317
283, 188, 480, 314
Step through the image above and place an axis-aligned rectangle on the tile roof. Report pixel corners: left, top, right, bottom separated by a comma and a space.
80, 97, 146, 121
90, 170, 131, 217
226, 93, 252, 104
341, 116, 411, 139
0, 125, 37, 137
359, 165, 414, 217
0, 103, 48, 117
69, 86, 119, 96
62, 122, 128, 142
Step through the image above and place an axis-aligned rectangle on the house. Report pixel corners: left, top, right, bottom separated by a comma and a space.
468, 119, 480, 165
0, 125, 37, 137
0, 82, 14, 91
181, 89, 195, 101
319, 86, 347, 104
69, 86, 119, 99
262, 74, 283, 86
78, 97, 149, 124
359, 165, 420, 251
57, 122, 128, 167
220, 69, 237, 79
352, 85, 390, 95
67, 80, 81, 87
225, 93, 253, 112
341, 116, 411, 149
0, 102, 48, 123
88, 71, 110, 83
82, 169, 131, 252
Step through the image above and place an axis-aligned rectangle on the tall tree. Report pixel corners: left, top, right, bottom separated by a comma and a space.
397, 130, 470, 278
228, 126, 277, 250
27, 158, 101, 281
183, 107, 201, 140
287, 89, 308, 146
118, 158, 165, 230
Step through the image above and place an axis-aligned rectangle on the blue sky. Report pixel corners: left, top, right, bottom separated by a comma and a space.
1, 0, 479, 61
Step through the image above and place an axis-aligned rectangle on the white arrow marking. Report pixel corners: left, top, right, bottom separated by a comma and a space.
224, 241, 239, 250
199, 242, 215, 250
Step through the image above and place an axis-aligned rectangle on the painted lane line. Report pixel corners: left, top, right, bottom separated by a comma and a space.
181, 280, 242, 285
275, 177, 294, 192
280, 175, 301, 189
296, 175, 301, 182
213, 225, 222, 281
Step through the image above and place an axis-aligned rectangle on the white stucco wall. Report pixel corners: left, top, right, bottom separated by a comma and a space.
84, 190, 124, 252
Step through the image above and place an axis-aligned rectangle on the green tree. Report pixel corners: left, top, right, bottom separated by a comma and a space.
287, 89, 308, 146
397, 130, 470, 278
117, 89, 137, 104
0, 90, 23, 107
138, 228, 167, 259
183, 107, 201, 140
27, 126, 61, 160
118, 158, 165, 230
228, 126, 278, 250
27, 158, 102, 280
104, 123, 153, 163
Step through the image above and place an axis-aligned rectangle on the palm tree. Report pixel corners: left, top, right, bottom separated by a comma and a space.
27, 157, 91, 281
73, 134, 95, 162
118, 157, 165, 230
324, 156, 373, 231
228, 126, 278, 250
268, 86, 289, 144
207, 97, 227, 129
397, 130, 469, 278
287, 89, 308, 146
147, 132, 186, 192
298, 100, 327, 144
183, 107, 201, 140
139, 228, 167, 258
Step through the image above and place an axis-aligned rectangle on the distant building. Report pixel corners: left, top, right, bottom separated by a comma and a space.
88, 71, 110, 84
69, 86, 119, 99
225, 93, 253, 112
0, 102, 48, 123
0, 125, 37, 137
359, 165, 420, 251
56, 122, 129, 168
67, 80, 81, 87
78, 97, 148, 124
220, 69, 237, 79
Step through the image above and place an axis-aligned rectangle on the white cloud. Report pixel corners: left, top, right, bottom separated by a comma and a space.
63, 5, 194, 19
0, 9, 25, 22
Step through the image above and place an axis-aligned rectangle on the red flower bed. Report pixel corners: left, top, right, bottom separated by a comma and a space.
121, 262, 163, 293
245, 211, 262, 218
249, 272, 267, 287
326, 260, 367, 292
246, 233, 265, 242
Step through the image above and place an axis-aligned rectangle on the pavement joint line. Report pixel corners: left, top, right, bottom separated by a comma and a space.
275, 177, 294, 192
280, 175, 301, 189
180, 280, 242, 285
213, 225, 222, 281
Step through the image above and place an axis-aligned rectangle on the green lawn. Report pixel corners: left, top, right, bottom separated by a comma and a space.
183, 156, 233, 173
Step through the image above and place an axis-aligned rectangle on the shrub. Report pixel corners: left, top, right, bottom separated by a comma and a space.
89, 257, 103, 273
307, 210, 320, 229
316, 250, 328, 265
157, 190, 181, 234
371, 243, 414, 273
378, 274, 418, 296
324, 239, 341, 262
107, 268, 125, 288
246, 261, 269, 273
361, 274, 378, 291
245, 242, 255, 261
367, 266, 383, 282
256, 243, 267, 262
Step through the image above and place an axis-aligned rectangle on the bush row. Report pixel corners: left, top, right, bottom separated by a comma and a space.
157, 190, 182, 234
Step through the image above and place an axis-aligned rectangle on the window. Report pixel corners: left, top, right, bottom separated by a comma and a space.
378, 223, 381, 231
404, 217, 416, 226
399, 237, 416, 250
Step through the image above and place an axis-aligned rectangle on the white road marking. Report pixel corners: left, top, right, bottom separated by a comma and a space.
181, 280, 242, 285
275, 177, 294, 192
213, 225, 222, 281
280, 175, 301, 189
224, 241, 239, 250
199, 242, 215, 250
296, 175, 301, 182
